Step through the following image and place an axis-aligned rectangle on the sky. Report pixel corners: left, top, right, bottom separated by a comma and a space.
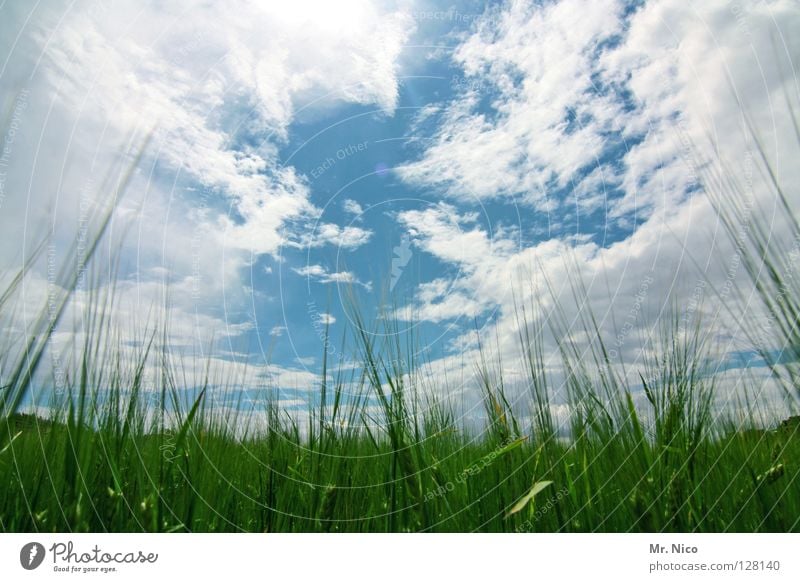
1, 0, 799, 426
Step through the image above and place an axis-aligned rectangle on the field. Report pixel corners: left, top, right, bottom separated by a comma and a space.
1, 402, 799, 532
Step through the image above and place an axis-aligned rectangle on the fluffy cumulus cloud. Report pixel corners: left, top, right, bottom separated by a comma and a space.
394, 202, 519, 321
34, 0, 414, 257
398, 0, 626, 206
0, 0, 415, 400
393, 0, 800, 412
399, 0, 799, 220
294, 223, 374, 250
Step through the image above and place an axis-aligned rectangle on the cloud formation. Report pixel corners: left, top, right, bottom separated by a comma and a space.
393, 0, 800, 407
37, 0, 414, 257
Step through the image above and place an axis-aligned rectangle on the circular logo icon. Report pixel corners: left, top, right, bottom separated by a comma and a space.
20, 542, 45, 570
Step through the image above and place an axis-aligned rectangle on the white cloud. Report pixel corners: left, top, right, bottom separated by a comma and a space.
389, 0, 800, 417
397, 0, 625, 206
293, 264, 372, 289
316, 313, 336, 325
399, 202, 510, 270
34, 0, 414, 258
569, 164, 620, 214
391, 202, 520, 321
398, 0, 800, 226
269, 325, 287, 337
293, 222, 373, 250
342, 198, 364, 217
0, 0, 415, 391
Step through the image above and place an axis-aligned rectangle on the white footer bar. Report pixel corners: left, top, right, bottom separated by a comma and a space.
1, 533, 796, 581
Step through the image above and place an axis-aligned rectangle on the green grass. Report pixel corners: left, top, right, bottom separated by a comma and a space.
0, 392, 797, 532
1, 116, 800, 533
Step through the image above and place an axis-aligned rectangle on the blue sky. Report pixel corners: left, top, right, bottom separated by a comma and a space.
1, 0, 799, 421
